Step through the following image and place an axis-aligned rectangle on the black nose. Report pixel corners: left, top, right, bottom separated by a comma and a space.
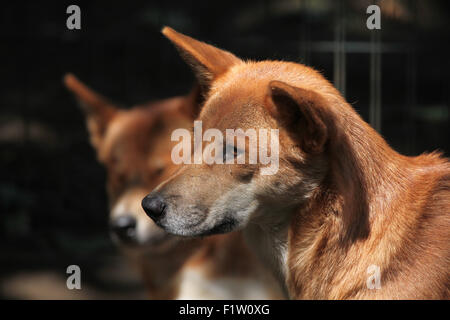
110, 216, 136, 242
141, 193, 167, 222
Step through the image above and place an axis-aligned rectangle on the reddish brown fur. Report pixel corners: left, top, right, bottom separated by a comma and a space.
156, 27, 450, 299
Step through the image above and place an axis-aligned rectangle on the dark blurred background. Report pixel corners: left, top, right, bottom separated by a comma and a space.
1, 0, 449, 299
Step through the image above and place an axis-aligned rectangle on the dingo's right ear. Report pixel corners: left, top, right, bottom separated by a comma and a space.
162, 27, 241, 94
268, 81, 329, 154
64, 73, 117, 149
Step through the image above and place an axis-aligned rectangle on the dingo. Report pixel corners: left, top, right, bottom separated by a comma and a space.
142, 27, 450, 299
65, 74, 283, 299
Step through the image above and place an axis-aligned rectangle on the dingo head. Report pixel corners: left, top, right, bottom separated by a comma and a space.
142, 28, 337, 237
65, 73, 200, 250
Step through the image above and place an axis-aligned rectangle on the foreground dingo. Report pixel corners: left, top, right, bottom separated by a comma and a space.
142, 27, 450, 299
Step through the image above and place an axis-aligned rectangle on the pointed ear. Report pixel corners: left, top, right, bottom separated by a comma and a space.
162, 27, 241, 94
267, 81, 329, 154
64, 73, 117, 149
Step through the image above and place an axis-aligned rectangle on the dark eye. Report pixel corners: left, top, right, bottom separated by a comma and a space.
232, 145, 238, 157
223, 145, 239, 161
155, 166, 165, 176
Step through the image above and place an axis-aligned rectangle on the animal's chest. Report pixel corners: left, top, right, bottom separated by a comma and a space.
176, 266, 275, 300
243, 225, 289, 295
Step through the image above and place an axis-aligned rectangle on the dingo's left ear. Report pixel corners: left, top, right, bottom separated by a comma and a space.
162, 27, 241, 94
64, 73, 117, 150
268, 80, 329, 154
